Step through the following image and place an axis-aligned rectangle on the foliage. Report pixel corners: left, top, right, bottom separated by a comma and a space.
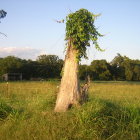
36, 55, 63, 78
133, 65, 140, 80
0, 54, 140, 81
79, 54, 140, 81
90, 59, 112, 80
0, 56, 23, 76
0, 10, 7, 20
0, 55, 63, 80
79, 65, 91, 80
0, 10, 7, 37
37, 55, 61, 64
0, 81, 140, 139
110, 54, 140, 81
65, 9, 103, 60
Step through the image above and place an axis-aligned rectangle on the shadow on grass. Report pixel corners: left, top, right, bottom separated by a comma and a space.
0, 101, 13, 119
0, 100, 30, 121
0, 97, 140, 140
73, 98, 140, 139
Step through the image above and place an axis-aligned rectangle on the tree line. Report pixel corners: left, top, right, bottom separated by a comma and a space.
0, 55, 63, 80
79, 53, 140, 81
0, 53, 140, 81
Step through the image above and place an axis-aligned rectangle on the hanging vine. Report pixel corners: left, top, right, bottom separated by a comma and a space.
65, 8, 104, 60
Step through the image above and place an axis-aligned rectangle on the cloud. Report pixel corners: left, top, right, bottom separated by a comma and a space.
0, 47, 46, 60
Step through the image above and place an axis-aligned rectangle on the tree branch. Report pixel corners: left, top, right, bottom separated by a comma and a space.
0, 32, 7, 37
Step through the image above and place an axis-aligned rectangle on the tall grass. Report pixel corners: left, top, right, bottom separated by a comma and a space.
0, 81, 140, 140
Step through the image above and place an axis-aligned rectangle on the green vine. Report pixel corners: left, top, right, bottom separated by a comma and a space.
65, 8, 103, 60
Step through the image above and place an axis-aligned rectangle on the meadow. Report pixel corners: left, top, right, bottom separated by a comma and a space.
0, 81, 140, 140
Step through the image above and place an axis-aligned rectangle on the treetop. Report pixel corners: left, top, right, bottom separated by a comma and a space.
65, 8, 103, 60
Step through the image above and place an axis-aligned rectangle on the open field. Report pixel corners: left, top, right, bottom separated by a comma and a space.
0, 81, 140, 140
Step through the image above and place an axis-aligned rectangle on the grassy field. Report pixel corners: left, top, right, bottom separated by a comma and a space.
0, 81, 140, 140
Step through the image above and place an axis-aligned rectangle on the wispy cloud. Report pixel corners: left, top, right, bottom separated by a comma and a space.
0, 47, 46, 60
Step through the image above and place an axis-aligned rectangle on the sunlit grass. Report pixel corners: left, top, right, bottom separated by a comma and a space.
0, 81, 140, 140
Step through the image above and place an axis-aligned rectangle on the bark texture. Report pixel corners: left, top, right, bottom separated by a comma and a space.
54, 45, 80, 112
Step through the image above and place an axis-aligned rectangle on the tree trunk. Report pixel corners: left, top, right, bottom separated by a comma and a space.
54, 44, 80, 112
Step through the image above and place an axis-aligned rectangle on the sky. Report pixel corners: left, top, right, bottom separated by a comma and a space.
0, 0, 140, 64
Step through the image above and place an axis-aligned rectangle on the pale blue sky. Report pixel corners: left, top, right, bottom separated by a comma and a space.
0, 0, 140, 63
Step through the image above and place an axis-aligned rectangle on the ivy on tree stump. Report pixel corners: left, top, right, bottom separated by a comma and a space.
55, 9, 103, 112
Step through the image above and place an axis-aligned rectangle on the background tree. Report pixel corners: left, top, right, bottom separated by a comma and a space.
21, 59, 39, 80
0, 56, 23, 76
0, 54, 140, 81
37, 55, 63, 79
79, 65, 91, 80
133, 64, 140, 81
55, 9, 103, 112
110, 54, 125, 80
0, 55, 63, 80
123, 58, 134, 81
90, 60, 112, 80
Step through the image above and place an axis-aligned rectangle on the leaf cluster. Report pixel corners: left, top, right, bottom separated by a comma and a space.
0, 10, 7, 19
65, 9, 103, 60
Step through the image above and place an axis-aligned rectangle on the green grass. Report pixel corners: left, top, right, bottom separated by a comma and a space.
0, 81, 140, 140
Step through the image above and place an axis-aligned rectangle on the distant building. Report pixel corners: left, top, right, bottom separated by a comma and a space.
2, 73, 22, 81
